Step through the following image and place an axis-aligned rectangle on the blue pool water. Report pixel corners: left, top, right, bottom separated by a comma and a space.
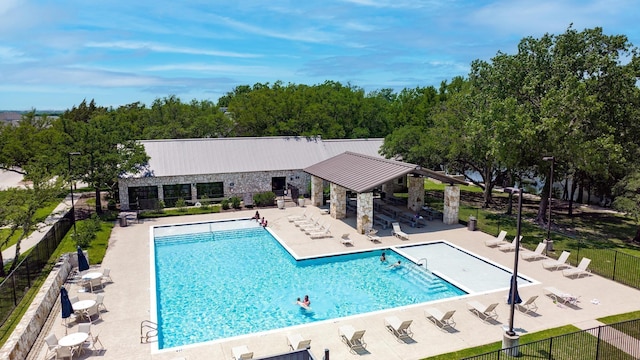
153, 220, 465, 349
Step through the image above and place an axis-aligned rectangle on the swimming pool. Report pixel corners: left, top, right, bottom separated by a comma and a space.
151, 220, 466, 349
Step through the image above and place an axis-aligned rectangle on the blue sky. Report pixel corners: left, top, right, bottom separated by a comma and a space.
1, 0, 638, 111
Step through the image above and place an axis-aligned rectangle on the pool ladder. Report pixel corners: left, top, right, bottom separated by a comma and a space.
140, 320, 158, 344
417, 258, 428, 270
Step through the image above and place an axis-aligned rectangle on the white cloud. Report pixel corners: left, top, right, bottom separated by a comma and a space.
85, 41, 261, 58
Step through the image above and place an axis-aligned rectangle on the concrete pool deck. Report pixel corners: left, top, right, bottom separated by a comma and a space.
31, 205, 640, 360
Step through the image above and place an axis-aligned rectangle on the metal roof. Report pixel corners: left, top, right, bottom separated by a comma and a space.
136, 137, 384, 177
304, 152, 468, 193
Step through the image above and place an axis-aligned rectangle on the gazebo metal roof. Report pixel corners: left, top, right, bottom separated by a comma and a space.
303, 152, 467, 193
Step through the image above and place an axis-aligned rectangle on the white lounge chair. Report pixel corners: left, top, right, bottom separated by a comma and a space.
521, 243, 546, 261
365, 227, 381, 242
542, 251, 571, 270
424, 307, 456, 330
485, 230, 507, 247
309, 226, 332, 239
516, 295, 539, 315
391, 222, 409, 240
287, 333, 311, 350
294, 215, 317, 227
467, 301, 499, 322
339, 325, 366, 353
340, 233, 353, 245
498, 236, 523, 252
544, 287, 579, 305
384, 316, 413, 341
287, 209, 308, 222
562, 258, 591, 278
232, 345, 253, 360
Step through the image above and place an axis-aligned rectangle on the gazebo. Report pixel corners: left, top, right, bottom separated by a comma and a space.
304, 152, 468, 234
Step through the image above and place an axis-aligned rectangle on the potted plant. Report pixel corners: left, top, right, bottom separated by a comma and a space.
298, 194, 305, 207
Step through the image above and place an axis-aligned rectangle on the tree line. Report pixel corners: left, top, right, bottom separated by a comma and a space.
1, 26, 640, 254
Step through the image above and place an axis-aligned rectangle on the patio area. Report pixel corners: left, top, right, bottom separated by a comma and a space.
30, 204, 640, 360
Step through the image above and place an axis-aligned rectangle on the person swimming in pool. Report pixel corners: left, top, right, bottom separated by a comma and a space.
296, 295, 311, 308
388, 260, 402, 269
380, 252, 387, 263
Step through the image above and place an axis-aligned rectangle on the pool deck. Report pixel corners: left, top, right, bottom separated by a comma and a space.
32, 205, 640, 360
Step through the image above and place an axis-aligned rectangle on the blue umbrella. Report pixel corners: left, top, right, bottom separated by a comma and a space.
77, 246, 89, 272
507, 275, 522, 305
61, 287, 73, 321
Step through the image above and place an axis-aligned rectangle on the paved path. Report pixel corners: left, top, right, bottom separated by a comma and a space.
2, 194, 76, 265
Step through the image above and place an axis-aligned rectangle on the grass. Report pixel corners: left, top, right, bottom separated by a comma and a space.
423, 325, 579, 359
53, 219, 114, 265
138, 205, 222, 219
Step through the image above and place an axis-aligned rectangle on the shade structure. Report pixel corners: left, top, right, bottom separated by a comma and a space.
507, 275, 522, 305
61, 287, 73, 319
77, 246, 89, 272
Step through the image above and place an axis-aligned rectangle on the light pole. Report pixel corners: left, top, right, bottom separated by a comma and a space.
68, 152, 81, 237
503, 187, 523, 340
542, 156, 555, 255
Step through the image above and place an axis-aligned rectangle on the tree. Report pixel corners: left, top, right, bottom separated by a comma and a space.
612, 171, 640, 243
0, 166, 65, 273
57, 104, 149, 213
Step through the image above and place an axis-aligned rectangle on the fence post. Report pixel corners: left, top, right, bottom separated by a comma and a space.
26, 257, 31, 288
548, 337, 553, 359
612, 251, 618, 281
595, 325, 601, 359
11, 274, 18, 306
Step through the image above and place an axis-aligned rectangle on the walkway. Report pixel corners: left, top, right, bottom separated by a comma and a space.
2, 194, 76, 265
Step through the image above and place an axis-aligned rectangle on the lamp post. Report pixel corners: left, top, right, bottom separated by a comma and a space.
542, 156, 555, 255
68, 152, 81, 236
502, 187, 523, 355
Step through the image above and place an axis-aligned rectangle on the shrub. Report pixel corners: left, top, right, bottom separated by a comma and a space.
199, 195, 210, 209
72, 214, 102, 248
254, 191, 276, 207
230, 196, 241, 209
154, 200, 165, 214
175, 198, 187, 212
221, 199, 230, 210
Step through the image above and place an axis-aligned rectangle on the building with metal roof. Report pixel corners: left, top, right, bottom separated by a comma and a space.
117, 136, 385, 210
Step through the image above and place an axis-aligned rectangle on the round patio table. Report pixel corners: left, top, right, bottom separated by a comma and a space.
58, 331, 88, 355
81, 272, 103, 280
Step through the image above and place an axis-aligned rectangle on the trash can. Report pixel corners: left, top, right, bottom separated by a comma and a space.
468, 216, 477, 231
119, 215, 128, 227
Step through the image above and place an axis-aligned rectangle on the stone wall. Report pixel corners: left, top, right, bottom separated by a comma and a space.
119, 170, 311, 210
0, 261, 71, 360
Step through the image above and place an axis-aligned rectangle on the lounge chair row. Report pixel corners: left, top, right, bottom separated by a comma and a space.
542, 251, 592, 278
289, 212, 333, 239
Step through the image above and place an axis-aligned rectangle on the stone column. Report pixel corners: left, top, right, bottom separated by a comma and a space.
191, 183, 198, 203
157, 185, 164, 202
118, 182, 130, 210
356, 192, 373, 234
330, 183, 347, 219
310, 176, 324, 207
407, 176, 425, 212
443, 185, 460, 225
381, 180, 394, 199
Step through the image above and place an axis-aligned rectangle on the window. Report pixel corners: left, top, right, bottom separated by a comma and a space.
128, 186, 159, 210
196, 182, 224, 199
162, 184, 191, 207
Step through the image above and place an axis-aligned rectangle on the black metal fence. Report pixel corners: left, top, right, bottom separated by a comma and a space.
463, 319, 640, 360
0, 211, 73, 327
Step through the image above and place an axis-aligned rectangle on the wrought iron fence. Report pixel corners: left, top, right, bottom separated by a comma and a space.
463, 319, 640, 360
0, 211, 73, 327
